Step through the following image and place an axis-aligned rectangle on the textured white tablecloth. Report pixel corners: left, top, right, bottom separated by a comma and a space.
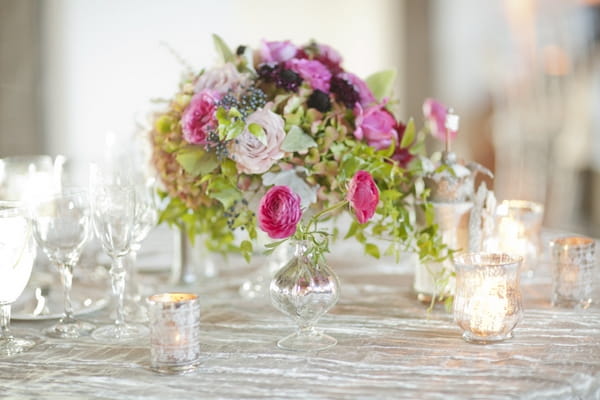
1, 229, 600, 400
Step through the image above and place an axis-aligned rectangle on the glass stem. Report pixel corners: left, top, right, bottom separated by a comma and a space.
0, 303, 12, 340
111, 255, 127, 327
59, 262, 75, 322
126, 249, 140, 301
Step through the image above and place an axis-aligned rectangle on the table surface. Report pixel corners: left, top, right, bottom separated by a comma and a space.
2, 229, 600, 400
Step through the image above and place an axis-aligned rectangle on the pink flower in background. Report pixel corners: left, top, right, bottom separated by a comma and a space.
229, 107, 286, 174
194, 63, 250, 95
181, 90, 220, 145
258, 185, 302, 239
347, 170, 379, 224
286, 59, 332, 92
422, 98, 457, 141
353, 103, 398, 150
260, 40, 298, 63
315, 43, 343, 74
338, 72, 375, 106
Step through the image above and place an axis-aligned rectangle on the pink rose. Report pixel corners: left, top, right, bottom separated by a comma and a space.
181, 90, 220, 145
194, 63, 250, 95
258, 185, 302, 239
346, 170, 379, 224
354, 103, 398, 150
422, 98, 457, 141
315, 43, 343, 74
260, 40, 298, 63
229, 107, 286, 174
338, 72, 375, 106
286, 59, 332, 92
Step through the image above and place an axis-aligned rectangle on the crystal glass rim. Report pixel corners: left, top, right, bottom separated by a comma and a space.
0, 200, 28, 216
452, 252, 523, 268
34, 187, 88, 202
550, 236, 595, 249
496, 200, 544, 216
0, 154, 53, 166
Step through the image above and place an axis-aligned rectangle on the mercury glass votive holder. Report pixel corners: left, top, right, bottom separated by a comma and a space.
494, 200, 544, 278
453, 253, 523, 344
147, 293, 201, 374
550, 237, 597, 309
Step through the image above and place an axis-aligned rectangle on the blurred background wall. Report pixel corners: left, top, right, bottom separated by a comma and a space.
1, 0, 599, 236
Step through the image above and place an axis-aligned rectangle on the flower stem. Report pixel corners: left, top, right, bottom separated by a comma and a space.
303, 200, 348, 234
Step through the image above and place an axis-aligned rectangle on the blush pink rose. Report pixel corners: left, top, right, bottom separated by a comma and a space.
229, 107, 286, 174
258, 185, 302, 239
346, 170, 379, 224
353, 103, 398, 150
194, 63, 250, 95
422, 98, 457, 141
286, 59, 332, 92
260, 40, 298, 63
181, 90, 220, 145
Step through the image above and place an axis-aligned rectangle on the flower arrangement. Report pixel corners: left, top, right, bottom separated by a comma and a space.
151, 35, 444, 262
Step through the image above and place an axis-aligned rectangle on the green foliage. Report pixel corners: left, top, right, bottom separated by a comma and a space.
365, 70, 397, 101
281, 125, 317, 152
176, 146, 219, 176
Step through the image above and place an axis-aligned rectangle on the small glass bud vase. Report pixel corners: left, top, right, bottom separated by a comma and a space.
269, 240, 340, 351
453, 253, 523, 344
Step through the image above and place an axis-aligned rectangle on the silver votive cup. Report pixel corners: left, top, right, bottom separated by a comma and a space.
550, 237, 597, 309
453, 253, 523, 344
494, 200, 544, 278
147, 293, 201, 374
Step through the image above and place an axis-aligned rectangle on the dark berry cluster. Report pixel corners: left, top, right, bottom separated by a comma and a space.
217, 87, 267, 119
307, 89, 332, 113
330, 75, 360, 108
207, 131, 229, 159
223, 198, 251, 230
257, 63, 302, 92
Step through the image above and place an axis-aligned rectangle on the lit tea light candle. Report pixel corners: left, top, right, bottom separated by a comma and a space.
453, 253, 523, 344
147, 292, 201, 374
550, 236, 596, 309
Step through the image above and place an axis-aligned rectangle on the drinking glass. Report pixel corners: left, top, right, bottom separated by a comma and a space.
0, 201, 38, 355
89, 164, 147, 342
31, 190, 95, 338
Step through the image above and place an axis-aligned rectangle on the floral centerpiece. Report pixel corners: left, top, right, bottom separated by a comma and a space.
150, 35, 444, 262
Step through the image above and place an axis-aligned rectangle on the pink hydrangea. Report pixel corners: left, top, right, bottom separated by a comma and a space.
258, 185, 302, 239
422, 98, 457, 141
286, 59, 332, 92
347, 170, 379, 224
260, 40, 298, 63
338, 72, 375, 106
181, 90, 220, 145
229, 107, 286, 174
353, 103, 398, 150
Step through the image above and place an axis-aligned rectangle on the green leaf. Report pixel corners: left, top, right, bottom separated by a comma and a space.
365, 70, 397, 101
400, 118, 415, 148
212, 34, 235, 63
365, 243, 381, 259
281, 126, 317, 152
207, 177, 242, 209
176, 146, 219, 177
240, 240, 253, 263
248, 123, 267, 145
155, 115, 174, 134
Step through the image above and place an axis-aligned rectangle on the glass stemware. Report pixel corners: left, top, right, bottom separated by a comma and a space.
89, 164, 147, 342
0, 201, 38, 355
31, 190, 95, 338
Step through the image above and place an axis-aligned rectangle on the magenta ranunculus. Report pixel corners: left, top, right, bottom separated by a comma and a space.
258, 185, 302, 239
346, 170, 379, 224
422, 98, 457, 141
338, 72, 375, 106
286, 59, 332, 92
181, 90, 220, 145
260, 40, 298, 63
353, 103, 398, 150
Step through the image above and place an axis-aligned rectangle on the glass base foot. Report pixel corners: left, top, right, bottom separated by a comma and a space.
151, 360, 201, 375
45, 319, 95, 339
462, 330, 513, 344
92, 323, 148, 343
552, 296, 592, 309
0, 331, 40, 356
277, 329, 337, 351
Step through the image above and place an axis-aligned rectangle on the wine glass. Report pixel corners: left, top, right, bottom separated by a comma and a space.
31, 190, 95, 338
123, 176, 158, 321
0, 201, 38, 355
89, 164, 147, 342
